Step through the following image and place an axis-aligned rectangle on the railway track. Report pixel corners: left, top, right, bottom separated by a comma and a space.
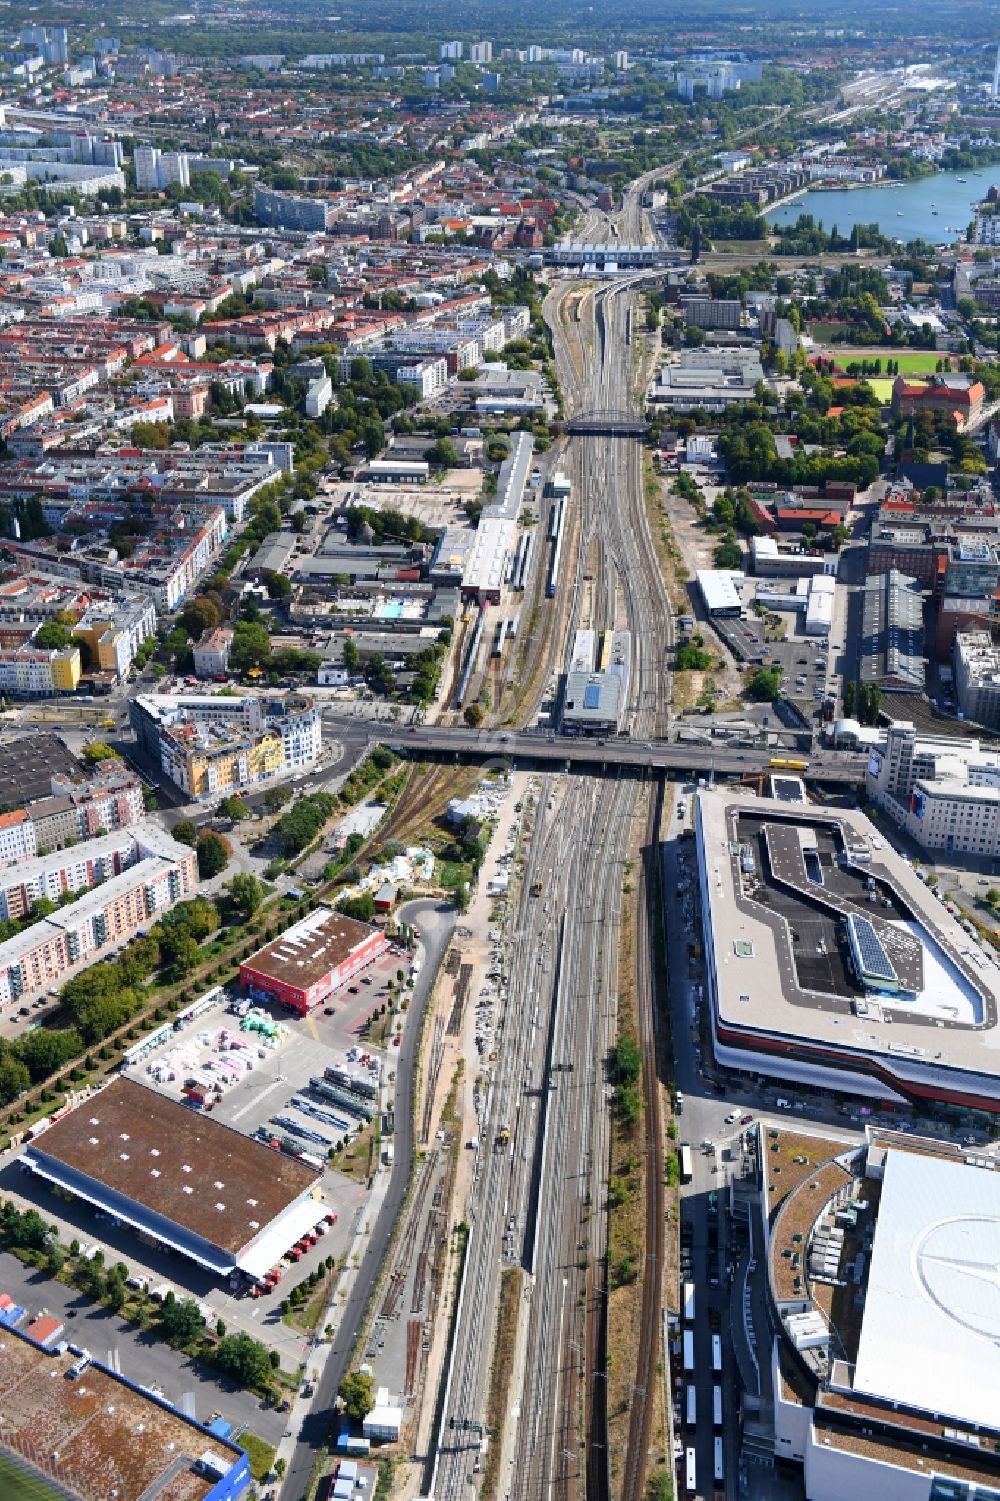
620, 783, 666, 1501
430, 189, 675, 1501
542, 248, 673, 1501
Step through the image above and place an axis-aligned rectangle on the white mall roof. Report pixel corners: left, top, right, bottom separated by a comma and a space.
237, 1195, 327, 1282
853, 1148, 1000, 1430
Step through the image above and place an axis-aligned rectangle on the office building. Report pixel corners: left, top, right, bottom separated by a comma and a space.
680, 297, 743, 331
954, 629, 1000, 729
695, 787, 1000, 1109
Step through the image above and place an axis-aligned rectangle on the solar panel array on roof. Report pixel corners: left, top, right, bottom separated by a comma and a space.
847, 912, 898, 987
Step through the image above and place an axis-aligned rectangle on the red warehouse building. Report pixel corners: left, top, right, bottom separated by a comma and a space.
239, 906, 388, 1014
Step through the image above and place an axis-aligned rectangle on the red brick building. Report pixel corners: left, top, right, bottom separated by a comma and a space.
239, 906, 388, 1014
891, 375, 985, 428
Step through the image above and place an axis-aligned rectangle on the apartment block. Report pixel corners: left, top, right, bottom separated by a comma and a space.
0, 641, 81, 696
130, 692, 322, 800
0, 844, 197, 1006
27, 764, 145, 854
0, 821, 192, 922
192, 626, 233, 679
0, 809, 36, 863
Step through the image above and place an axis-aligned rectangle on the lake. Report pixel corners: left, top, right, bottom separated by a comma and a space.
764, 168, 1000, 245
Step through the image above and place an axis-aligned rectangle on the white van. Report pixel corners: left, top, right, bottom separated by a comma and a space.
775, 1097, 793, 1110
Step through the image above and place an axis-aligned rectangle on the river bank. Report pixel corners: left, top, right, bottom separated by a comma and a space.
765, 167, 998, 244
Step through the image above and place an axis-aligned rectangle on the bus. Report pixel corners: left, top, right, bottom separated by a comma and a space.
686, 1384, 697, 1428
713, 1436, 724, 1486
679, 1144, 693, 1184
682, 1329, 695, 1373
683, 1281, 696, 1324
685, 1448, 697, 1496
713, 1384, 723, 1429
712, 1333, 722, 1374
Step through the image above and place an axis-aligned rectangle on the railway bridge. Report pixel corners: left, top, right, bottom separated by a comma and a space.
564, 407, 650, 437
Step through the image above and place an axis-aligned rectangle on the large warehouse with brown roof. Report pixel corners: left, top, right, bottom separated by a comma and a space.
21, 1077, 328, 1279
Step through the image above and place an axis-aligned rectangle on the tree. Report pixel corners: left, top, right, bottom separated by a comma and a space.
231, 620, 272, 672
745, 666, 783, 702
218, 795, 248, 822
265, 572, 292, 601
339, 1370, 375, 1422
425, 437, 458, 467
609, 1035, 642, 1087
196, 831, 230, 880
161, 930, 200, 977
228, 872, 263, 920
0, 1048, 30, 1105
342, 638, 360, 674
172, 819, 198, 848
83, 742, 119, 766
180, 597, 221, 637
336, 892, 375, 923
33, 620, 74, 650
464, 703, 484, 727
214, 1331, 273, 1390
676, 642, 713, 671
160, 1297, 204, 1344
264, 785, 292, 813
843, 680, 857, 717
18, 1026, 83, 1082
714, 537, 742, 569
274, 792, 337, 856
